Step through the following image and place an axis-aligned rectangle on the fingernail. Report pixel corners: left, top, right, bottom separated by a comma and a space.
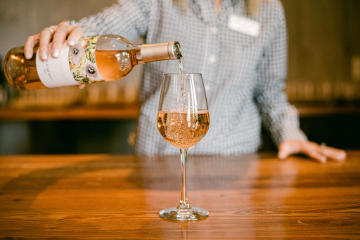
68, 38, 76, 46
25, 51, 32, 59
338, 151, 346, 161
53, 49, 60, 58
42, 51, 48, 60
278, 153, 286, 160
321, 156, 327, 163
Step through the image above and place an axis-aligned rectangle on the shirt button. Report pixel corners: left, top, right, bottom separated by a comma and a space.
211, 27, 218, 34
209, 55, 216, 63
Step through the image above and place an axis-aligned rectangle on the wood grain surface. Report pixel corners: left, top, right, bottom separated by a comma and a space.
0, 152, 359, 239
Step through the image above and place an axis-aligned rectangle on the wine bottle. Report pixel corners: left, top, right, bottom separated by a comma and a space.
3, 35, 182, 90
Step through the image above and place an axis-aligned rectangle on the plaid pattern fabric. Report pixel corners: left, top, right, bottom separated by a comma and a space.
71, 0, 307, 155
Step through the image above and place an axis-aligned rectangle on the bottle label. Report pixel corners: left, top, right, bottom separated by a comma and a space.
36, 36, 104, 88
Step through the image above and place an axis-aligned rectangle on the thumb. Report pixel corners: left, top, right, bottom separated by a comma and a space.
278, 148, 290, 160
278, 140, 300, 160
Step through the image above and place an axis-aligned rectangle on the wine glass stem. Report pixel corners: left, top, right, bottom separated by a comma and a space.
179, 148, 190, 208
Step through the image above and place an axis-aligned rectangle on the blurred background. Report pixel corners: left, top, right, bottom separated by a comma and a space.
0, 0, 359, 155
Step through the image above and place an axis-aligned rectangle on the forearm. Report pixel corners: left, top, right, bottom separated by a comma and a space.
258, 94, 308, 146
69, 0, 154, 41
255, 1, 307, 146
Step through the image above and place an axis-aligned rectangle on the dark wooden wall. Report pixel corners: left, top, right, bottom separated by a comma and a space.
282, 0, 360, 102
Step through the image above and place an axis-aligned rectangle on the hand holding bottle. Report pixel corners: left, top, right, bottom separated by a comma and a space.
5, 27, 182, 90
24, 22, 84, 61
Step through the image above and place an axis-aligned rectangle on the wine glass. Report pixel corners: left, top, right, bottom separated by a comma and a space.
157, 73, 210, 221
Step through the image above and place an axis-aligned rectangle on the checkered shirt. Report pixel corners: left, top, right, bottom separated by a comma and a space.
71, 0, 308, 155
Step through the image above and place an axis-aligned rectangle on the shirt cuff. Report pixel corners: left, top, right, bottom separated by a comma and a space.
271, 124, 308, 147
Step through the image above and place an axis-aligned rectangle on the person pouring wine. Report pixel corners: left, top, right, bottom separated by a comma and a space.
23, 0, 346, 163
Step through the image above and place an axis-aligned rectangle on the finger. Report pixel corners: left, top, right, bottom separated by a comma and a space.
24, 34, 40, 59
39, 28, 55, 60
67, 26, 84, 46
278, 140, 301, 160
278, 145, 292, 160
322, 146, 346, 162
303, 147, 327, 163
77, 84, 85, 89
50, 23, 69, 58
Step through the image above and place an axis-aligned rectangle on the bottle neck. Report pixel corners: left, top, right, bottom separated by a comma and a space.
135, 41, 182, 64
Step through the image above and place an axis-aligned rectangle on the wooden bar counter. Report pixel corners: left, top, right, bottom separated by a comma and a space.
0, 152, 360, 239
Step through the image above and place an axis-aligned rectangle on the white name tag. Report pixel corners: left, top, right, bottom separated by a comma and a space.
227, 15, 261, 37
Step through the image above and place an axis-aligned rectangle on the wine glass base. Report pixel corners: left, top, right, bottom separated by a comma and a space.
159, 207, 209, 221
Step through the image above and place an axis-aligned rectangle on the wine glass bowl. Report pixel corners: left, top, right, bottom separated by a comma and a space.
157, 108, 210, 149
157, 73, 210, 221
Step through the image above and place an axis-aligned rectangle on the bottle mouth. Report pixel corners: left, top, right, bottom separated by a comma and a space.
171, 41, 182, 59
140, 41, 182, 63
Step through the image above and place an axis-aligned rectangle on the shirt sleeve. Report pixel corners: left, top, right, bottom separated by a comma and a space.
254, 2, 307, 147
69, 0, 157, 42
